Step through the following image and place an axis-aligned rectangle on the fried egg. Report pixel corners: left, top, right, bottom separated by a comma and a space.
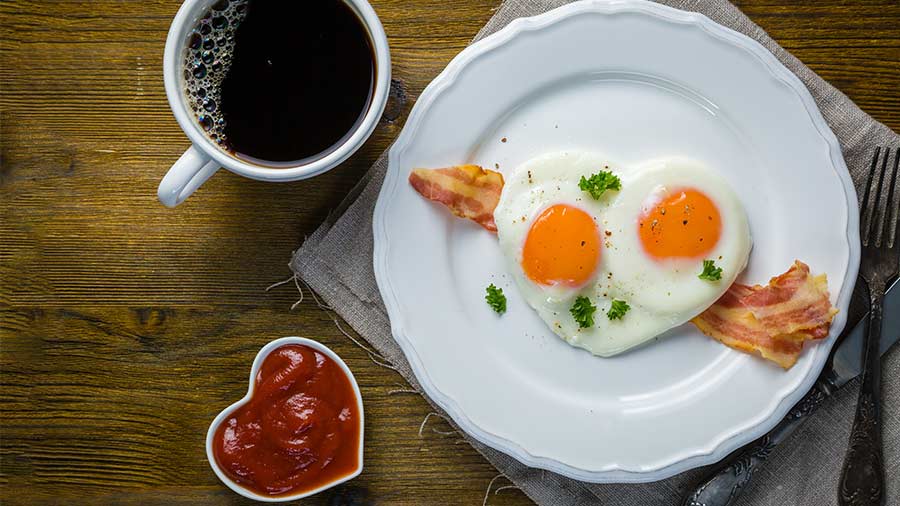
493, 152, 751, 356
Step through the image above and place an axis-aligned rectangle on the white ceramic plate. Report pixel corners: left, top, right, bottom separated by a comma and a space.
373, 0, 859, 482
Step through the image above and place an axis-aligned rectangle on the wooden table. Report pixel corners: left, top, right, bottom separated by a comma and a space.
2, 1, 898, 504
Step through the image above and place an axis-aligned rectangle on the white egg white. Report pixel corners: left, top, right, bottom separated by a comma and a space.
494, 152, 752, 357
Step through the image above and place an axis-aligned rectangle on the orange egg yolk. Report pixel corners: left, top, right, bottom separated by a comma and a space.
638, 188, 721, 260
522, 204, 601, 287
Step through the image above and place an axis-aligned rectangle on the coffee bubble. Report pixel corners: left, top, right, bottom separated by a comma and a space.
197, 114, 213, 130
188, 32, 202, 50
182, 0, 248, 148
191, 62, 207, 79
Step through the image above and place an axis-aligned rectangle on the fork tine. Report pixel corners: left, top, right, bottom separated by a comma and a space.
887, 147, 900, 248
861, 147, 880, 245
871, 149, 890, 246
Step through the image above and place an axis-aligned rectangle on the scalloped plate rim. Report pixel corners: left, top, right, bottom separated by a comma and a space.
373, 0, 859, 483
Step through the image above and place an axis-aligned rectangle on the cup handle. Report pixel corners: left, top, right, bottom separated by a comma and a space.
158, 145, 220, 207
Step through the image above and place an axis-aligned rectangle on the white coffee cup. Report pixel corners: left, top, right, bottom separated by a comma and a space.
159, 0, 391, 207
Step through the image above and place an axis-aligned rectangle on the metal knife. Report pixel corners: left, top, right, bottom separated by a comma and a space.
683, 277, 900, 506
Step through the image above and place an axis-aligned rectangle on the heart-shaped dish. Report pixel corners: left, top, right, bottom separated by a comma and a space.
205, 336, 364, 502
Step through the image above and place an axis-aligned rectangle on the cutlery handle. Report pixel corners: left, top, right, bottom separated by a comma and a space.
682, 380, 834, 506
838, 287, 885, 506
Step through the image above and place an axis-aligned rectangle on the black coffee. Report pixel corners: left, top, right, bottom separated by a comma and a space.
183, 0, 375, 166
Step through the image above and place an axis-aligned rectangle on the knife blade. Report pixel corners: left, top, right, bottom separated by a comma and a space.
683, 277, 899, 506
827, 277, 899, 388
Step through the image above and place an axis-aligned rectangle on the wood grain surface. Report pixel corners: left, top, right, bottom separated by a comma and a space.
1, 1, 899, 505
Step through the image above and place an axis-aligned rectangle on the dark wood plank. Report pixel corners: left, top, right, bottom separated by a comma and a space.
1, 305, 517, 505
1, 1, 898, 505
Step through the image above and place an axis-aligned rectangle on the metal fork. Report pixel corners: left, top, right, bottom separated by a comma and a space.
838, 146, 900, 506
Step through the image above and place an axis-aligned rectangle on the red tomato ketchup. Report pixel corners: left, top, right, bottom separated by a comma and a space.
213, 344, 361, 497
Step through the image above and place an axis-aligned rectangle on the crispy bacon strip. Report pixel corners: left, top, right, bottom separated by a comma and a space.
692, 261, 838, 369
408, 165, 504, 232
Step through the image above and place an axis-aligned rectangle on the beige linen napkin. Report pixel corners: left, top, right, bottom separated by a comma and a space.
291, 1, 900, 504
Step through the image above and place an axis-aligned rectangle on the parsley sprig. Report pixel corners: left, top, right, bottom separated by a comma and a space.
485, 284, 507, 314
570, 296, 597, 329
607, 299, 630, 320
699, 259, 723, 281
578, 170, 622, 200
